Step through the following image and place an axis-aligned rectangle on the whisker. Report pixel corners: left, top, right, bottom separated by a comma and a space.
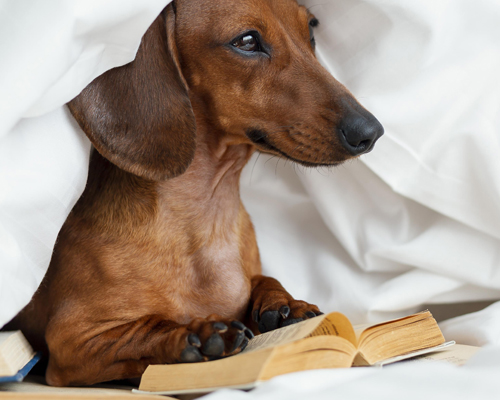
249, 152, 262, 185
288, 143, 304, 160
275, 156, 281, 176
284, 143, 301, 169
264, 154, 280, 168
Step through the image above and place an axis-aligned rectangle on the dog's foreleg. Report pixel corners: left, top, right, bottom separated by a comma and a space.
45, 314, 253, 386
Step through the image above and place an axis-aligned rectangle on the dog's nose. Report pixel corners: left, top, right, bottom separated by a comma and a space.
338, 113, 384, 156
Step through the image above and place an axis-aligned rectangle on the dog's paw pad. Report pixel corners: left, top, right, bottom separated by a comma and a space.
202, 333, 225, 356
258, 310, 280, 333
180, 346, 203, 362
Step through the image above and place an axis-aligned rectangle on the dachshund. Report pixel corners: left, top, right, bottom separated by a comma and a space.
6, 0, 383, 386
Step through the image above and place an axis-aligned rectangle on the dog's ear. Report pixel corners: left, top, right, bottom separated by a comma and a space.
68, 5, 196, 181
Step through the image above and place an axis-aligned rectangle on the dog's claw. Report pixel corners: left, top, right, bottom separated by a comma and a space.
187, 333, 201, 347
230, 320, 254, 341
279, 305, 290, 319
305, 311, 316, 319
244, 328, 254, 339
202, 333, 225, 356
240, 337, 249, 352
231, 320, 246, 331
230, 331, 246, 353
181, 346, 203, 363
213, 322, 228, 333
252, 309, 260, 323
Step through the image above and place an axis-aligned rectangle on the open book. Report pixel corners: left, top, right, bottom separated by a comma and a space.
136, 310, 452, 395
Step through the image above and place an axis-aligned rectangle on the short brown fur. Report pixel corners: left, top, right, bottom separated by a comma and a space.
6, 0, 382, 386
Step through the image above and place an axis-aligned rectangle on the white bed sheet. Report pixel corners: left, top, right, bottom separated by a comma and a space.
1, 0, 500, 398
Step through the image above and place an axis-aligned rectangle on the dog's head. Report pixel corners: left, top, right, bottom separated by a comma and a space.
69, 0, 383, 180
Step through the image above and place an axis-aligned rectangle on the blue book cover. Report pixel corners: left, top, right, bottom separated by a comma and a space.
0, 353, 41, 383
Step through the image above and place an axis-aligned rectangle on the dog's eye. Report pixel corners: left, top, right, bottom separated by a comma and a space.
309, 18, 319, 49
233, 34, 260, 52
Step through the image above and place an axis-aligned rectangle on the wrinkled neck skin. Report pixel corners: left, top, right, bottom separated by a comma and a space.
155, 100, 256, 239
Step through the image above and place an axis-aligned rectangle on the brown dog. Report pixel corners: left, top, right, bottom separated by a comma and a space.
6, 0, 383, 386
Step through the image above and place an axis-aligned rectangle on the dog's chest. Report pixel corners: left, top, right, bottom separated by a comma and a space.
146, 238, 251, 324
147, 208, 252, 323
183, 243, 251, 321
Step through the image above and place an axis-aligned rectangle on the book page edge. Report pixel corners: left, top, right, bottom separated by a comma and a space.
373, 341, 456, 367
132, 380, 260, 396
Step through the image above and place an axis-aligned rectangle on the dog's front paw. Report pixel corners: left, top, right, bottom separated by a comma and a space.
253, 299, 322, 334
178, 316, 254, 363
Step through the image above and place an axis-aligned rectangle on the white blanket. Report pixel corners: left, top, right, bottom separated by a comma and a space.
1, 0, 500, 397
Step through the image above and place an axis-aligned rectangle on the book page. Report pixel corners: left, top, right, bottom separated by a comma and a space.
0, 331, 19, 345
357, 315, 445, 364
354, 311, 431, 344
372, 341, 456, 366
309, 312, 357, 346
243, 315, 327, 353
0, 331, 35, 376
400, 344, 480, 366
260, 337, 356, 380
